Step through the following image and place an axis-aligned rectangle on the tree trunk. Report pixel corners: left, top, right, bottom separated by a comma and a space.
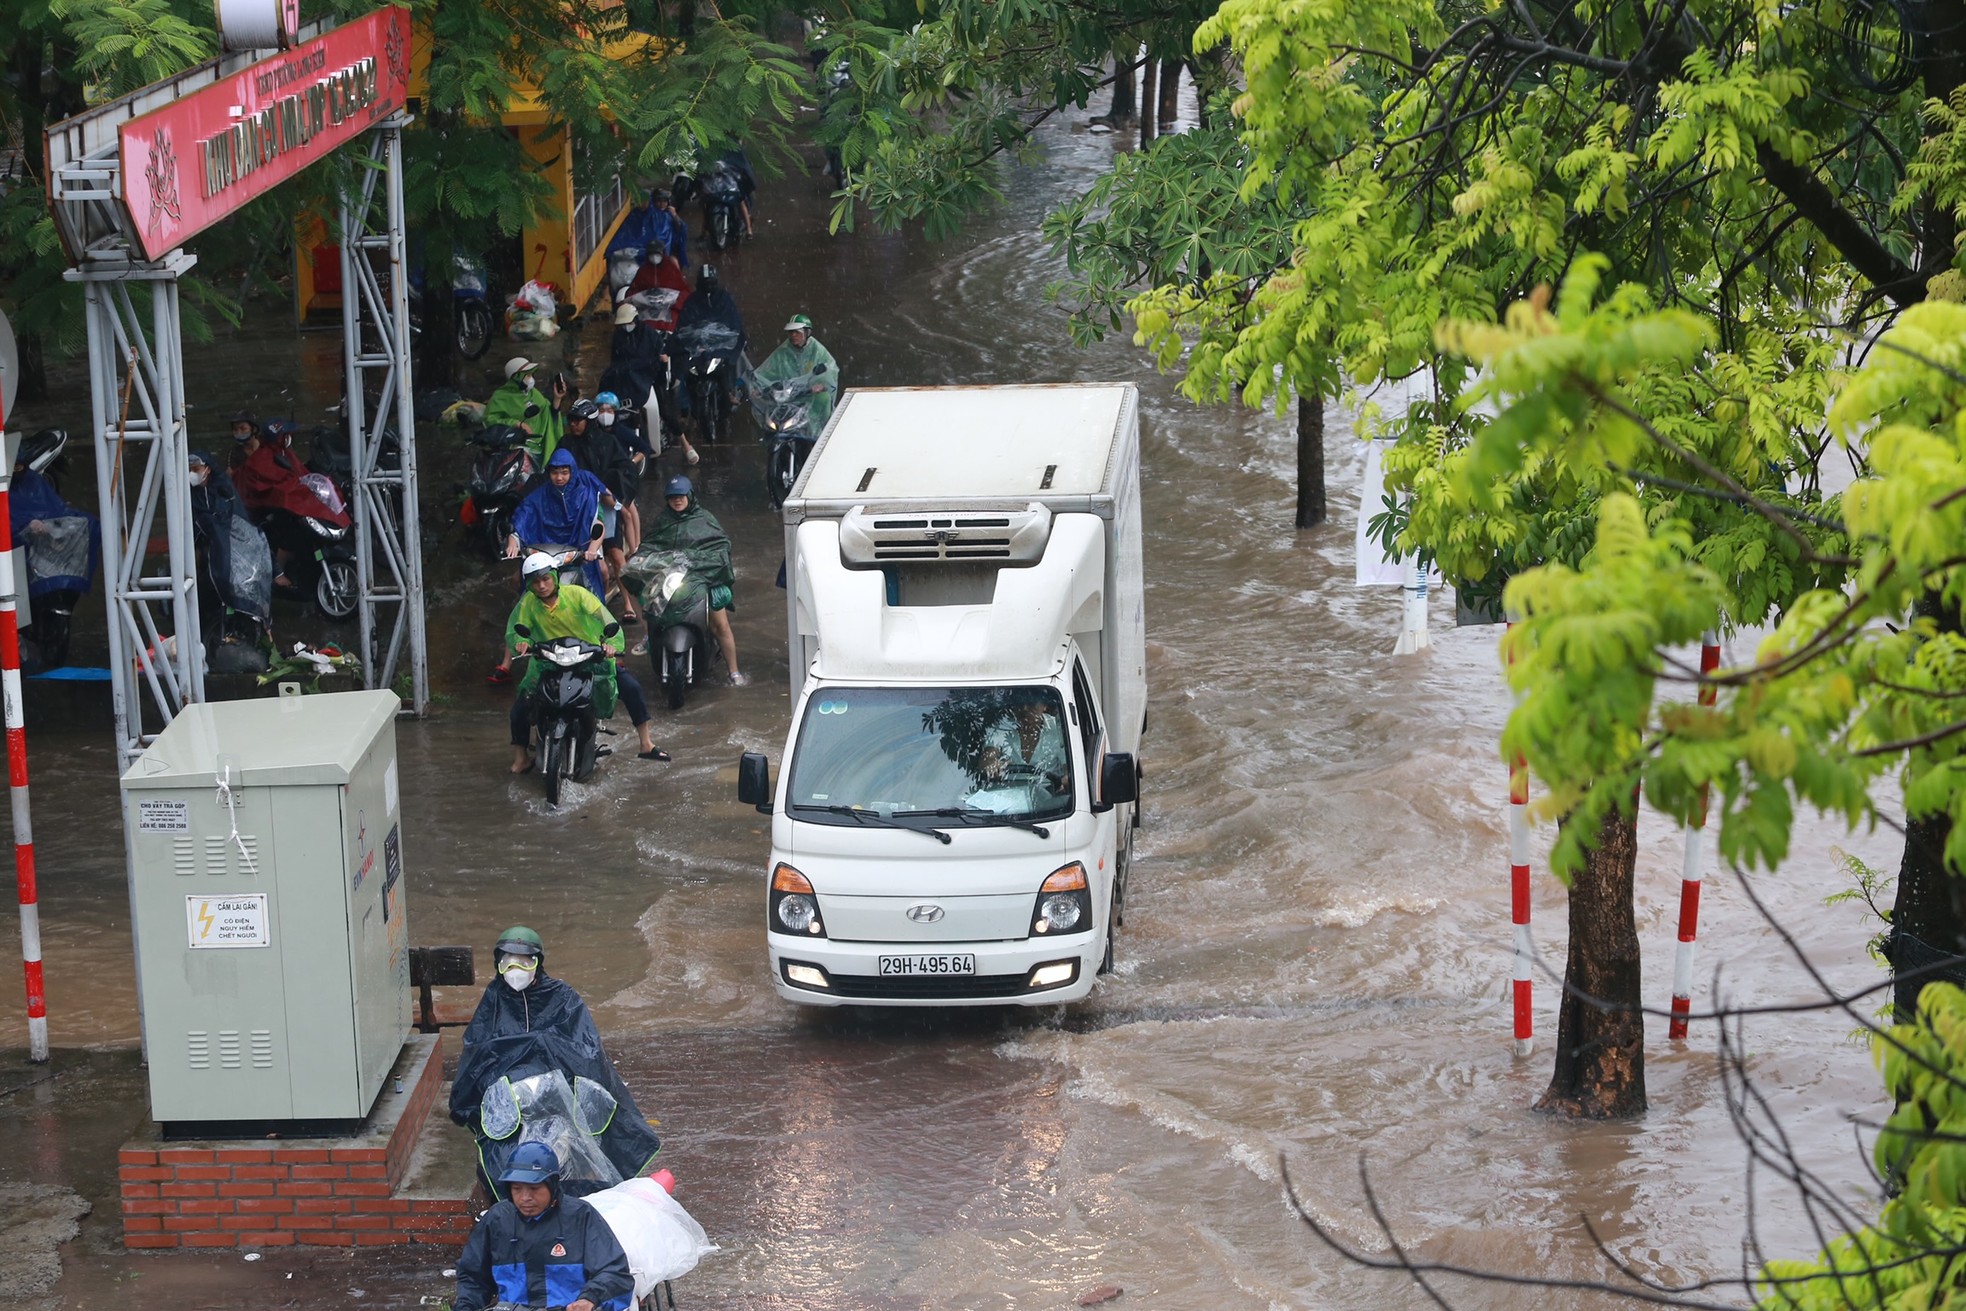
1886, 591, 1966, 1023
415, 256, 458, 393
1295, 395, 1326, 528
1104, 52, 1137, 123
1158, 59, 1182, 131
1138, 59, 1158, 148
1535, 802, 1647, 1119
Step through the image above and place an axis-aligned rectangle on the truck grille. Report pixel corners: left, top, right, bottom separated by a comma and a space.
823, 971, 1037, 1000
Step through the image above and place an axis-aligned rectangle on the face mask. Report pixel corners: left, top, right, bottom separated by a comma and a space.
190, 470, 207, 486
502, 967, 533, 992
522, 375, 536, 392
598, 413, 615, 427
621, 321, 636, 332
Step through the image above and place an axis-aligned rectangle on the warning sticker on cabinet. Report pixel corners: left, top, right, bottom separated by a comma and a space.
137, 799, 190, 832
186, 893, 270, 948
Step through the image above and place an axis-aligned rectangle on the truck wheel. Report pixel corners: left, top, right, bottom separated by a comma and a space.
1115, 827, 1133, 929
1099, 887, 1117, 975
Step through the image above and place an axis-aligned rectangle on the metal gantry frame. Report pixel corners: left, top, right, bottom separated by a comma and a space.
45, 49, 427, 765
337, 113, 429, 712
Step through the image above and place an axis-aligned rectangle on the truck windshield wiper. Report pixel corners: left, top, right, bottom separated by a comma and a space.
897, 808, 1051, 839
805, 804, 951, 844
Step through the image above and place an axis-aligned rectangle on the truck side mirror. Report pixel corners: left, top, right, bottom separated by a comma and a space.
738, 752, 773, 813
1093, 752, 1138, 811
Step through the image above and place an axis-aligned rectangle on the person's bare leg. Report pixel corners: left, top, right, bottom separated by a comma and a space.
510, 744, 533, 773
709, 608, 740, 675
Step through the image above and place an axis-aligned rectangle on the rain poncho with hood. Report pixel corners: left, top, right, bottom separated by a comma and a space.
7, 468, 100, 597
752, 332, 840, 433
626, 486, 735, 625
189, 454, 272, 620
449, 932, 660, 1199
511, 451, 607, 596
484, 374, 565, 464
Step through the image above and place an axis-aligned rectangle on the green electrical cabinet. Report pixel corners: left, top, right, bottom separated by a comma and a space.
120, 689, 411, 1130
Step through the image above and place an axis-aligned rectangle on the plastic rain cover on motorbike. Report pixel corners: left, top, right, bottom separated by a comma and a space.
223, 514, 274, 619
25, 516, 94, 592
622, 545, 727, 623
476, 1069, 622, 1195
673, 321, 741, 360
586, 1177, 718, 1298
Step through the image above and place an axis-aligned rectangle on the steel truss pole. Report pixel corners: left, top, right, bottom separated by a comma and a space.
71, 259, 206, 767
337, 113, 428, 713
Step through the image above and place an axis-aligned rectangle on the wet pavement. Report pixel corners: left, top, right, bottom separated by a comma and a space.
1, 97, 1910, 1311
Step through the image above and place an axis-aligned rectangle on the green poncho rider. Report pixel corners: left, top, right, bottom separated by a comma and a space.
506, 552, 667, 770
483, 356, 567, 465
749, 314, 839, 435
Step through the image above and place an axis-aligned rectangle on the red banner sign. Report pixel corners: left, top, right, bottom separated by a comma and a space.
118, 6, 411, 260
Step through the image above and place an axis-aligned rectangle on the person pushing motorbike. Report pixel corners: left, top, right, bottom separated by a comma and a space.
751, 313, 839, 433
505, 553, 668, 769
450, 1140, 634, 1311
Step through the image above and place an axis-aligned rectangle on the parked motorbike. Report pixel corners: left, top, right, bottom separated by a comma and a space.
672, 322, 741, 446
626, 547, 724, 711
702, 160, 746, 251
259, 474, 357, 620
750, 363, 829, 509
464, 424, 537, 556
8, 428, 99, 671
408, 254, 496, 360
513, 619, 620, 806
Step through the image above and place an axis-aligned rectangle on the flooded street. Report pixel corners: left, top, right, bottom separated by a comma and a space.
2, 105, 1906, 1309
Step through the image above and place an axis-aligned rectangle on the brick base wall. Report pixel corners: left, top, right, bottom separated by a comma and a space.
118, 1032, 477, 1250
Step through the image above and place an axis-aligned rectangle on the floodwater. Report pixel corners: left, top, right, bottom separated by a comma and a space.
2, 101, 1906, 1309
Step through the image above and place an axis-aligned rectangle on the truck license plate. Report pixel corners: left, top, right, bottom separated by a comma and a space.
879, 954, 977, 976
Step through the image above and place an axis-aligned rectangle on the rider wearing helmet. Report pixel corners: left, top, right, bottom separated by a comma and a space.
751, 312, 840, 434
505, 550, 667, 767
484, 356, 569, 464
671, 264, 747, 433
452, 1141, 635, 1311
644, 475, 747, 685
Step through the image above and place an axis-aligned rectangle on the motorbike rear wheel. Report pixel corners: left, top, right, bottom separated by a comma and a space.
316, 557, 358, 621
457, 299, 495, 360
542, 732, 566, 806
664, 647, 688, 710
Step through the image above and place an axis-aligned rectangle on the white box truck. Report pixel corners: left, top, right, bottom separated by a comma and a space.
738, 383, 1146, 1006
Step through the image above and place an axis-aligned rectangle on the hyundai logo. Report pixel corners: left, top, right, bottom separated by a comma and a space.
906, 904, 945, 923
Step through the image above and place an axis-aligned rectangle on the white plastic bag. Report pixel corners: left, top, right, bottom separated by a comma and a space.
586, 1176, 717, 1297
511, 278, 559, 321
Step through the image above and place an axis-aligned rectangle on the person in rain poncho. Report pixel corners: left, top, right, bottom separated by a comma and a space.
484, 356, 568, 464
507, 448, 609, 598
750, 313, 839, 435
643, 475, 746, 686
449, 927, 664, 1198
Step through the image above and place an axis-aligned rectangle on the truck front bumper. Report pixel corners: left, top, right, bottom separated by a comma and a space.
768, 932, 1100, 1007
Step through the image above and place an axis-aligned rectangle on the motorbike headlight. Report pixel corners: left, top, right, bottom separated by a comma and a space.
660, 570, 686, 603
707, 358, 720, 374
305, 517, 344, 540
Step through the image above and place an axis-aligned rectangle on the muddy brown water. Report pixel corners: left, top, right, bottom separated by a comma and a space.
2, 106, 1905, 1309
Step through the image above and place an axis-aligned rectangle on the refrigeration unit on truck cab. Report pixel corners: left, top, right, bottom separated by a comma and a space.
738, 383, 1147, 1007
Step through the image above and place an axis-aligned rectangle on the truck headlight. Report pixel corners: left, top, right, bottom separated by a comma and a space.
1031, 862, 1091, 936
770, 863, 826, 937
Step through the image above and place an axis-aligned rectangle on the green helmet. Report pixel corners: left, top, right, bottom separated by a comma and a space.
493, 925, 545, 964
783, 314, 814, 334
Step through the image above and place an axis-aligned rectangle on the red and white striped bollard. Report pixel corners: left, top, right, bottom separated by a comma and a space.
1507, 624, 1532, 1056
0, 406, 48, 1061
1668, 633, 1720, 1040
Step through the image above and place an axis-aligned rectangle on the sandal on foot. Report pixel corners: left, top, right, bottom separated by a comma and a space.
638, 747, 672, 762
486, 665, 514, 685
685, 448, 700, 466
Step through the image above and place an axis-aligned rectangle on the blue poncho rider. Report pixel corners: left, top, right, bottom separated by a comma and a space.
506, 553, 666, 770
451, 1141, 635, 1311
506, 448, 610, 597
606, 185, 688, 265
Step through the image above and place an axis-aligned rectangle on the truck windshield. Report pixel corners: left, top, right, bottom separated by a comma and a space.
787, 686, 1074, 828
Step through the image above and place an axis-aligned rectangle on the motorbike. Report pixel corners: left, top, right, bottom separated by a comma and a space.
701, 160, 746, 251
408, 254, 496, 360
464, 424, 537, 555
259, 473, 357, 620
625, 546, 724, 711
672, 322, 741, 446
513, 618, 620, 806
7, 428, 99, 671
749, 363, 829, 509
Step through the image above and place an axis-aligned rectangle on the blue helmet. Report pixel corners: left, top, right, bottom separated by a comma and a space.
594, 391, 619, 408
499, 1141, 561, 1185
664, 475, 693, 499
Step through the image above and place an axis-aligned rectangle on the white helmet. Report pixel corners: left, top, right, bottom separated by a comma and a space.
522, 551, 561, 581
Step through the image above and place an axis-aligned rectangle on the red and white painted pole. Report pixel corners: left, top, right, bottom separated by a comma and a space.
0, 391, 47, 1061
1507, 624, 1532, 1056
1668, 633, 1721, 1040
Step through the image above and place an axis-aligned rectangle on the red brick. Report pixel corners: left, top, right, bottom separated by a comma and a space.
277, 1213, 337, 1230
120, 1183, 160, 1200
235, 1197, 294, 1215
330, 1147, 387, 1164
119, 1147, 159, 1167
215, 1148, 274, 1165
400, 1212, 471, 1231
120, 1166, 173, 1182
121, 1200, 174, 1217
276, 1182, 334, 1197
158, 1148, 214, 1166
176, 1198, 235, 1215
122, 1216, 164, 1232
272, 1148, 333, 1164
162, 1216, 216, 1233
352, 1197, 412, 1215
345, 1163, 389, 1181
217, 1182, 275, 1199
236, 1231, 296, 1248
352, 1232, 410, 1246
219, 1215, 271, 1231
181, 1232, 238, 1248
174, 1165, 232, 1181
289, 1164, 346, 1181
296, 1231, 356, 1247
333, 1182, 393, 1198
293, 1197, 354, 1215
232, 1165, 292, 1181
159, 1183, 215, 1199
335, 1214, 395, 1230
408, 1199, 473, 1215
123, 1234, 179, 1249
